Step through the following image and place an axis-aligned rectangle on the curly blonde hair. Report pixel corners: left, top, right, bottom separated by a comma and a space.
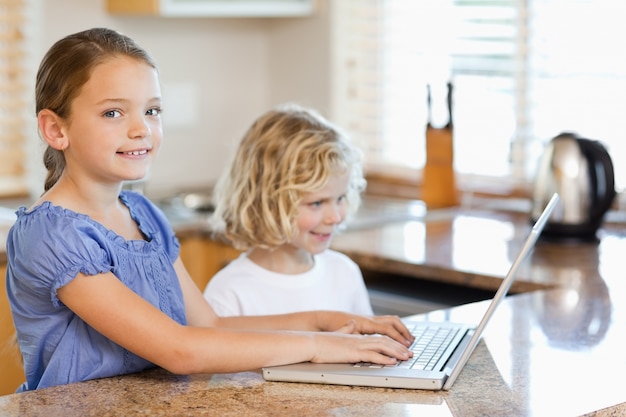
211, 104, 366, 251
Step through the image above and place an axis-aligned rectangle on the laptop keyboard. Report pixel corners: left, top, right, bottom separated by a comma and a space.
401, 325, 459, 370
353, 324, 459, 371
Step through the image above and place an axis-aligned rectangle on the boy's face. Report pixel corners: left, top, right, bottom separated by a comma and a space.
290, 171, 350, 255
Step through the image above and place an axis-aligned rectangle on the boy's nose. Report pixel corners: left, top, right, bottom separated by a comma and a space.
325, 204, 344, 224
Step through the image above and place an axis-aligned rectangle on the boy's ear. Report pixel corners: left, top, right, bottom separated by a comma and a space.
38, 109, 68, 150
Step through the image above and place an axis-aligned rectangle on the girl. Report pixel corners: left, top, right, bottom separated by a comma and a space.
203, 105, 373, 317
5, 27, 413, 392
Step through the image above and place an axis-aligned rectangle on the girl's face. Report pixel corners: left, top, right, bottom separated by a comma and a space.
289, 171, 350, 255
62, 56, 162, 186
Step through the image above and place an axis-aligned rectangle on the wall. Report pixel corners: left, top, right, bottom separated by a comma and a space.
24, 0, 332, 197
266, 1, 331, 114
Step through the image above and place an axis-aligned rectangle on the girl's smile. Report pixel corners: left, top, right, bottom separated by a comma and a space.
61, 56, 162, 185
118, 149, 150, 156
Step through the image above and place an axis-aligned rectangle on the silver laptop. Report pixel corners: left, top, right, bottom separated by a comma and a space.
263, 193, 560, 390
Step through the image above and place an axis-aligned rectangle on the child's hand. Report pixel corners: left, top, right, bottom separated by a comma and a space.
332, 319, 358, 334
309, 332, 412, 365
363, 315, 416, 347
332, 315, 414, 347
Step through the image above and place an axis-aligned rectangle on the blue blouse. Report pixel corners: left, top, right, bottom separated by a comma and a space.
5, 191, 185, 391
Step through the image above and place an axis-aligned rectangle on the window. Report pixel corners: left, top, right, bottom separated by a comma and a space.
0, 0, 27, 197
331, 0, 626, 194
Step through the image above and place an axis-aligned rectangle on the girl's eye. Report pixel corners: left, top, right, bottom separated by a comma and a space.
309, 201, 322, 208
104, 110, 121, 118
146, 107, 162, 116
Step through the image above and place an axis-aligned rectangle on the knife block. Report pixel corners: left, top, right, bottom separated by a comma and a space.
421, 125, 457, 208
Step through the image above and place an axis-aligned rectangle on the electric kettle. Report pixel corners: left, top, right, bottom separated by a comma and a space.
531, 132, 616, 241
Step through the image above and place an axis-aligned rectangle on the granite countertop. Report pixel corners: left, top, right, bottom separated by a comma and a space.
2, 196, 626, 415
333, 197, 626, 295
0, 287, 623, 417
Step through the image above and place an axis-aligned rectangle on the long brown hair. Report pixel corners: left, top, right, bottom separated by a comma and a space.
36, 28, 157, 191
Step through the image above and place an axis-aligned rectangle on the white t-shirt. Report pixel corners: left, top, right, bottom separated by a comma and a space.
203, 250, 374, 317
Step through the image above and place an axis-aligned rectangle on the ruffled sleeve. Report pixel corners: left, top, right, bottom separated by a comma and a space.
9, 204, 114, 307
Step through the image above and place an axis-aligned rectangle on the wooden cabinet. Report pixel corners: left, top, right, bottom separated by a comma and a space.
179, 236, 240, 291
106, 0, 317, 17
0, 263, 26, 395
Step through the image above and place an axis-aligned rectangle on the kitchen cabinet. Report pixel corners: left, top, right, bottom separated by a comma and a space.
0, 263, 25, 396
179, 236, 240, 291
106, 0, 317, 17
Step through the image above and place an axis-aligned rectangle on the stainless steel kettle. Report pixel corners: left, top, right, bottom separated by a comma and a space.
531, 132, 616, 241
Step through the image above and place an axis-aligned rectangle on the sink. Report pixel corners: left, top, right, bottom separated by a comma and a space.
178, 192, 214, 212
155, 190, 215, 213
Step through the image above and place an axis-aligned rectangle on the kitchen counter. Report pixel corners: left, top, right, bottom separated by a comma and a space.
2, 196, 626, 415
0, 287, 623, 416
334, 197, 626, 295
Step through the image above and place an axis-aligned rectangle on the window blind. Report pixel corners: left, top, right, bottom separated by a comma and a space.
332, 0, 626, 192
527, 0, 626, 190
0, 0, 26, 196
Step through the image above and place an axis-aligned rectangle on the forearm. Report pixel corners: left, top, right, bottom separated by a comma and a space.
168, 326, 318, 374
214, 310, 354, 332
216, 310, 370, 331
163, 324, 411, 375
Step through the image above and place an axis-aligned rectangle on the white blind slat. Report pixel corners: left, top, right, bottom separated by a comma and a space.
333, 0, 626, 190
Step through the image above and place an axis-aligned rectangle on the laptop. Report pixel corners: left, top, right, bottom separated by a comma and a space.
262, 193, 560, 391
